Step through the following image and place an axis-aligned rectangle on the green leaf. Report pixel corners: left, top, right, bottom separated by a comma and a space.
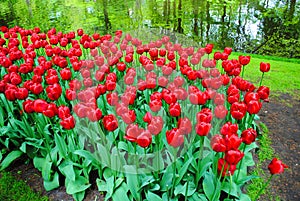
105, 176, 115, 199
96, 179, 107, 192
54, 133, 68, 158
237, 193, 251, 201
191, 193, 208, 201
245, 142, 258, 153
153, 152, 164, 171
112, 182, 130, 201
221, 181, 239, 198
203, 172, 215, 200
146, 191, 163, 201
125, 165, 141, 201
73, 191, 85, 201
236, 175, 260, 186
44, 172, 60, 191
66, 175, 91, 195
118, 141, 128, 151
174, 181, 197, 197
0, 150, 23, 171
140, 175, 155, 189
33, 157, 45, 171
103, 168, 113, 180
175, 157, 193, 185
0, 106, 4, 127
59, 162, 76, 181
73, 150, 99, 166
244, 152, 255, 167
160, 165, 173, 191
115, 177, 124, 189
42, 160, 53, 181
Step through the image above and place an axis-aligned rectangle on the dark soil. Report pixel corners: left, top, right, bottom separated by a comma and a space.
2, 93, 300, 201
258, 93, 300, 201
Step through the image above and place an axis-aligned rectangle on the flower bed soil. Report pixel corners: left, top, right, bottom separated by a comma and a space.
2, 93, 299, 201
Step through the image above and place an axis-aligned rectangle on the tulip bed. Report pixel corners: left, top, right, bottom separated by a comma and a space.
0, 26, 284, 201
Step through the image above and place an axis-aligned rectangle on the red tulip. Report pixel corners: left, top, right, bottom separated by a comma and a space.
156, 57, 166, 66
69, 79, 82, 91
147, 116, 163, 135
214, 93, 225, 105
59, 68, 72, 80
124, 124, 141, 142
195, 122, 211, 136
43, 103, 58, 118
143, 112, 152, 124
106, 92, 119, 106
247, 100, 262, 114
162, 89, 177, 105
230, 102, 247, 120
241, 128, 257, 145
177, 117, 192, 135
9, 72, 22, 85
46, 83, 62, 101
169, 102, 181, 117
33, 99, 48, 113
196, 108, 212, 123
149, 99, 162, 112
225, 150, 244, 165
260, 62, 270, 73
220, 122, 238, 136
158, 76, 168, 87
121, 110, 136, 124
137, 130, 152, 148
214, 105, 228, 119
257, 86, 270, 101
15, 87, 28, 100
189, 91, 208, 105
218, 158, 236, 177
214, 51, 222, 60
66, 89, 76, 101
30, 83, 43, 95
103, 114, 118, 132
174, 76, 185, 87
87, 108, 102, 122
268, 158, 288, 175
167, 51, 175, 61
238, 55, 250, 65
225, 134, 242, 151
117, 62, 126, 72
166, 128, 184, 147
244, 92, 260, 104
58, 106, 71, 119
23, 99, 34, 113
205, 44, 213, 54
211, 134, 226, 152
60, 115, 75, 130
223, 47, 232, 55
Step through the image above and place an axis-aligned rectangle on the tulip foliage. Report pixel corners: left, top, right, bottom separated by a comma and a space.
0, 26, 282, 201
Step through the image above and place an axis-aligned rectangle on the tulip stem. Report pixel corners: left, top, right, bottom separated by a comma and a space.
259, 72, 265, 87
171, 147, 177, 198
241, 65, 245, 78
196, 136, 205, 183
236, 143, 246, 182
254, 174, 273, 201
184, 175, 190, 201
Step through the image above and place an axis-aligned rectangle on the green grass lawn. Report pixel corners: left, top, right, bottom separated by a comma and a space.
0, 171, 48, 201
